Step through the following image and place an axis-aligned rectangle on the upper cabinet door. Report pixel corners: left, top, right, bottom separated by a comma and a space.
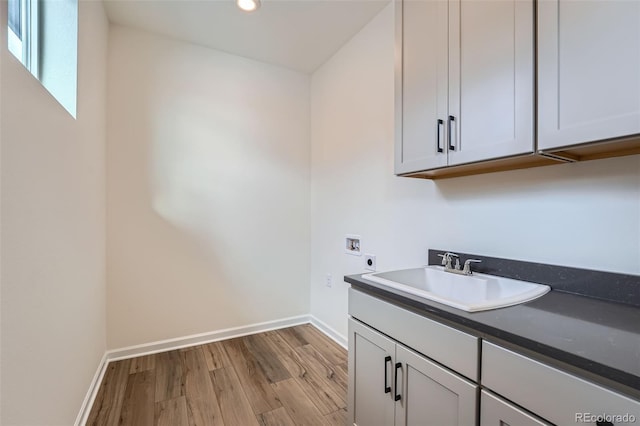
538, 0, 640, 151
395, 0, 449, 174
448, 0, 534, 166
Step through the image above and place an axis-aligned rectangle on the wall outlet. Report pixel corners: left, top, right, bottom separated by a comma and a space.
325, 273, 332, 288
364, 254, 376, 272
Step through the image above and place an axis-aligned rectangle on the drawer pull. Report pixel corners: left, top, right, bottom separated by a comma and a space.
384, 356, 392, 394
394, 362, 402, 401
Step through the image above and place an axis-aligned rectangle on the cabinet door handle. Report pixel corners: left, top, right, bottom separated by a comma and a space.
448, 115, 456, 151
384, 356, 392, 393
394, 362, 402, 401
436, 119, 444, 153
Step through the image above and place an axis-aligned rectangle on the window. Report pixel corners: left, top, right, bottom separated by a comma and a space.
8, 0, 20, 39
7, 0, 77, 117
7, 0, 38, 77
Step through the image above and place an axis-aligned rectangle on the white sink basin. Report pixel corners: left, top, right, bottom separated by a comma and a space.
361, 266, 550, 312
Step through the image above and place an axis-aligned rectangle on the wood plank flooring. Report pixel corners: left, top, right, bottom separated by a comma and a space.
87, 324, 348, 426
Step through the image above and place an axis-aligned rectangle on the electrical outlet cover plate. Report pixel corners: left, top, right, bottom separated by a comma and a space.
364, 254, 376, 272
325, 273, 332, 288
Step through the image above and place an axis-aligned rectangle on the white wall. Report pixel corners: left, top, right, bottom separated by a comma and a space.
107, 27, 311, 349
0, 1, 108, 424
310, 3, 640, 338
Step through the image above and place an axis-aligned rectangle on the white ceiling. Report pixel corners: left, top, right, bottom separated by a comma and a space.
103, 0, 390, 73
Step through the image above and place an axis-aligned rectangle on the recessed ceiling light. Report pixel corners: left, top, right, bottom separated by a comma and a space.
237, 0, 260, 12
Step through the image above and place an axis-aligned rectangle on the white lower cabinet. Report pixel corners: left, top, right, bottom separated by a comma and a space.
395, 344, 477, 426
348, 289, 640, 426
348, 318, 396, 426
348, 318, 478, 426
482, 341, 640, 426
480, 390, 551, 426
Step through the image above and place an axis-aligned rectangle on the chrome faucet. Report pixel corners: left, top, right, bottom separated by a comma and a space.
437, 252, 482, 275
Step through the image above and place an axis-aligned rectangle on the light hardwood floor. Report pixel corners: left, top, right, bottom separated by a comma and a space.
87, 324, 348, 426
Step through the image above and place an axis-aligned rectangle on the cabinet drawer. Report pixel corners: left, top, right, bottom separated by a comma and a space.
349, 288, 478, 380
482, 341, 640, 425
481, 390, 551, 426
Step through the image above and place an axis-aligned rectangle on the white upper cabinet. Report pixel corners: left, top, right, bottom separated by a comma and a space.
448, 0, 534, 165
395, 0, 448, 174
395, 0, 534, 175
538, 0, 640, 151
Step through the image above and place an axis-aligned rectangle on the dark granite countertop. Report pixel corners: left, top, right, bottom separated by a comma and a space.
346, 273, 640, 399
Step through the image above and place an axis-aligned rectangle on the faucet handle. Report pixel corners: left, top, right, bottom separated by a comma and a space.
437, 252, 459, 269
454, 257, 461, 270
462, 259, 482, 275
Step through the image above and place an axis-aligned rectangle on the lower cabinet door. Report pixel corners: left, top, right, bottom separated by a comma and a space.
348, 318, 396, 426
394, 344, 477, 426
480, 390, 551, 426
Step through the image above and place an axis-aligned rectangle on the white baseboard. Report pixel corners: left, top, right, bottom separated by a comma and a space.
310, 315, 348, 349
76, 314, 347, 424
75, 352, 109, 426
107, 314, 311, 361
